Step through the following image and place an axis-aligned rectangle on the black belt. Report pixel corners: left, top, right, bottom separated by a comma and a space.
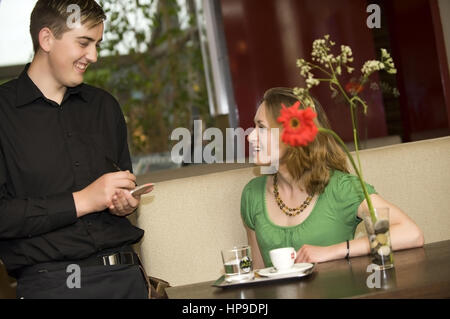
14, 249, 141, 279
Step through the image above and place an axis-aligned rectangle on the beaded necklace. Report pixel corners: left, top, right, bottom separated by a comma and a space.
273, 174, 313, 217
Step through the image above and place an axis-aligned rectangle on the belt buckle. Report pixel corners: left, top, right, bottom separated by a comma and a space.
102, 253, 120, 266
102, 252, 135, 266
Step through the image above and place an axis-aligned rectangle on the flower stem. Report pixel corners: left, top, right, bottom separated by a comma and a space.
308, 63, 333, 78
319, 128, 376, 222
314, 78, 333, 82
349, 102, 363, 172
332, 80, 364, 174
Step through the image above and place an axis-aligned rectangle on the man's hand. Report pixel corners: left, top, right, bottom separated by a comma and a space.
109, 189, 140, 216
73, 171, 136, 217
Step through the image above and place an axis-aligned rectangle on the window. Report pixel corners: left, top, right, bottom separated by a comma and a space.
0, 0, 234, 175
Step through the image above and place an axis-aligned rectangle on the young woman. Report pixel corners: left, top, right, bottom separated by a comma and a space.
241, 87, 424, 269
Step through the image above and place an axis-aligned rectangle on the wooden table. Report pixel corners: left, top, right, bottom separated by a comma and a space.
166, 240, 450, 299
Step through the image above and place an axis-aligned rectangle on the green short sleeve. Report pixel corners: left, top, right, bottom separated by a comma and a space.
329, 171, 378, 227
240, 180, 257, 230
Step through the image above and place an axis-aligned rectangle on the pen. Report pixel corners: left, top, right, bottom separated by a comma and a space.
105, 156, 138, 186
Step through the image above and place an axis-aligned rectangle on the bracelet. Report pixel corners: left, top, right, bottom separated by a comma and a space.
345, 240, 350, 260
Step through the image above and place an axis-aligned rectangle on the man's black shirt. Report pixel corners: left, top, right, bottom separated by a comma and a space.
0, 65, 144, 272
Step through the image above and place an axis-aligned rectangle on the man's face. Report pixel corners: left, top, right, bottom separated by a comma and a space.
47, 22, 103, 87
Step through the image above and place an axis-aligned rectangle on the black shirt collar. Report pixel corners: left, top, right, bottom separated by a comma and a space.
16, 63, 88, 107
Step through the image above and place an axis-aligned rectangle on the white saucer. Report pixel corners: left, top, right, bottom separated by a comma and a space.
256, 263, 314, 277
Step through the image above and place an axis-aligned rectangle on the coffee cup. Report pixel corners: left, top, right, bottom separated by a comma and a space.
269, 247, 297, 271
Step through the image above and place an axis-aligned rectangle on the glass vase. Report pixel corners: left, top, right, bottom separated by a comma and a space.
362, 207, 394, 270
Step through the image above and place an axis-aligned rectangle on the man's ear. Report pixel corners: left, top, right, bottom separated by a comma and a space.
38, 27, 54, 53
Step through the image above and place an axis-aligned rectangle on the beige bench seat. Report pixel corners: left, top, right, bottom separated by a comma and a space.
135, 136, 450, 286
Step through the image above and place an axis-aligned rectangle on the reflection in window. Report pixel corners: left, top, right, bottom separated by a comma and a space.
85, 0, 215, 175
0, 0, 37, 67
0, 0, 218, 175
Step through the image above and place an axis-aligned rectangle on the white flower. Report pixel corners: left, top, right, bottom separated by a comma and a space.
380, 48, 396, 74
293, 87, 307, 96
312, 38, 331, 66
386, 68, 397, 74
341, 45, 352, 56
306, 77, 320, 88
296, 58, 306, 67
340, 45, 353, 64
323, 54, 331, 63
361, 60, 385, 76
297, 59, 313, 78
301, 66, 312, 77
293, 87, 314, 108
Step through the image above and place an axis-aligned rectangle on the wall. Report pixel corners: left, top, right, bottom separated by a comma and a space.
438, 0, 450, 76
220, 0, 450, 144
384, 0, 450, 141
220, 0, 388, 142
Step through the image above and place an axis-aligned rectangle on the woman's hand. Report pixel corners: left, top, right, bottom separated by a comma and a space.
109, 189, 140, 216
295, 244, 342, 263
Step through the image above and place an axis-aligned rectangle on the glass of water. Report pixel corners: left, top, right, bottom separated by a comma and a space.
221, 245, 254, 282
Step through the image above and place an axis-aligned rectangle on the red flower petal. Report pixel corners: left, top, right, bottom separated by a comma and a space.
345, 82, 364, 95
277, 101, 318, 147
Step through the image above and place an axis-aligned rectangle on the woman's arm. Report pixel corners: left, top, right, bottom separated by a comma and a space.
245, 226, 265, 269
295, 194, 424, 263
357, 194, 424, 251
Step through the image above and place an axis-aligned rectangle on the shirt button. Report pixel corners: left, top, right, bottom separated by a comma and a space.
74, 161, 80, 167
67, 132, 72, 138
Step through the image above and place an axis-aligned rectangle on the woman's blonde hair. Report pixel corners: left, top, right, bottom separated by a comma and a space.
261, 87, 349, 195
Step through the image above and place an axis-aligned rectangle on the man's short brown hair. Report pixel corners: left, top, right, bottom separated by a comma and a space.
30, 0, 106, 53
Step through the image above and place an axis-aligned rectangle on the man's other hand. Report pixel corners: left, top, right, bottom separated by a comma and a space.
73, 171, 136, 217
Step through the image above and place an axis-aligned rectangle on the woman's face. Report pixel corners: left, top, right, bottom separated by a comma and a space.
247, 102, 287, 166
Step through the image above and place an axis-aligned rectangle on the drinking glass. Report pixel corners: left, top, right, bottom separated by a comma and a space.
221, 245, 254, 282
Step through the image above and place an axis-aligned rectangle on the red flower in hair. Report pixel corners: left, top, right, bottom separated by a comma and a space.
277, 101, 318, 147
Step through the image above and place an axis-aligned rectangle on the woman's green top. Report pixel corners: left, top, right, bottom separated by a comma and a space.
240, 170, 377, 267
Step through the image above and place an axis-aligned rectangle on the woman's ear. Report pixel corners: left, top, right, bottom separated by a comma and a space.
38, 27, 54, 53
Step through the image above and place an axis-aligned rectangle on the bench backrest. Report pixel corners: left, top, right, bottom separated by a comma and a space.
136, 136, 450, 286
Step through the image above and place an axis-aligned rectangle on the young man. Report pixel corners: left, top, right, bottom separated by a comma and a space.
0, 0, 152, 298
